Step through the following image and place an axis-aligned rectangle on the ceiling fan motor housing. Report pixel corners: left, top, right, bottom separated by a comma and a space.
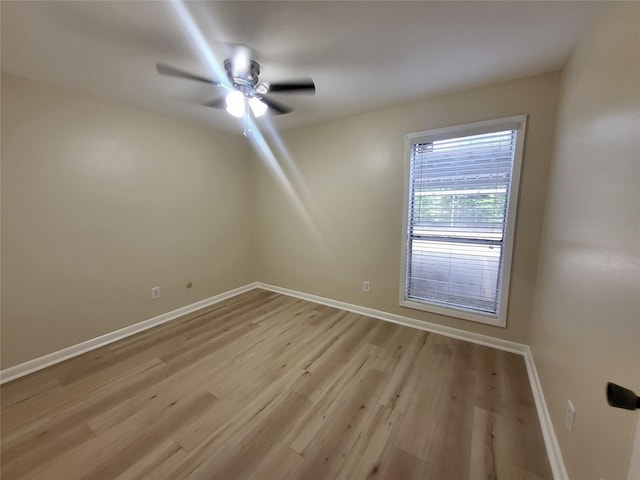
224, 58, 261, 90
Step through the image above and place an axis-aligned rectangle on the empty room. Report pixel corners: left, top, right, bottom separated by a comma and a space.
1, 1, 638, 479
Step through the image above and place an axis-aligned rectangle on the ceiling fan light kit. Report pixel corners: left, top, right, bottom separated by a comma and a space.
156, 47, 315, 132
225, 91, 267, 119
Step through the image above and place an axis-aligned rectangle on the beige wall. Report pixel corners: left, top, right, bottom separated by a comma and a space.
529, 3, 640, 480
1, 74, 253, 368
253, 72, 559, 343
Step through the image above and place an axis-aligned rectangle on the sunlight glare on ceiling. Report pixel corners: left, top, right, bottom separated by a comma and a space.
168, 0, 332, 260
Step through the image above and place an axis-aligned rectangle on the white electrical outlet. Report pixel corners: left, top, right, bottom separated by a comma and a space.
362, 281, 371, 293
151, 286, 160, 299
565, 400, 576, 433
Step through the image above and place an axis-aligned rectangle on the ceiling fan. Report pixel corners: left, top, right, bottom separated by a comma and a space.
156, 50, 315, 121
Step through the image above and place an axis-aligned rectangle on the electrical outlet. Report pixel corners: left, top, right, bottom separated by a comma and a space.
362, 280, 371, 293
151, 286, 160, 299
565, 400, 575, 433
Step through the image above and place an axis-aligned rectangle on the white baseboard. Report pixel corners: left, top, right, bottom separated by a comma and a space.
0, 280, 566, 480
257, 282, 567, 480
523, 346, 569, 480
0, 282, 258, 385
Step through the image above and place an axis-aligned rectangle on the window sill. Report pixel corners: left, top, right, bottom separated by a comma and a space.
399, 298, 506, 328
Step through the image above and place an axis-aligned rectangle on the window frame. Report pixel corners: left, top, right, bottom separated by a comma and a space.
399, 115, 527, 327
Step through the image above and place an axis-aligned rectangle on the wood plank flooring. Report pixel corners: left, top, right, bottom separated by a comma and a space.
0, 289, 552, 479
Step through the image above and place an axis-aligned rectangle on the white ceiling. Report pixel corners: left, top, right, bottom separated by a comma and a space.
1, 1, 600, 134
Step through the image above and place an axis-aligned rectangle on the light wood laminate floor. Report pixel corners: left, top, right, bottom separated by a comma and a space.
1, 289, 552, 479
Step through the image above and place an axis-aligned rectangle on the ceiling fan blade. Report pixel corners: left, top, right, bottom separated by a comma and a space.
260, 95, 293, 115
156, 63, 222, 86
203, 96, 227, 109
268, 78, 315, 94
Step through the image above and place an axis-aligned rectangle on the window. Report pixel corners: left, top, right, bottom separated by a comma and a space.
400, 115, 527, 327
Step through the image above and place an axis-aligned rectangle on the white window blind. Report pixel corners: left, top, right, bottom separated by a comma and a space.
402, 117, 525, 325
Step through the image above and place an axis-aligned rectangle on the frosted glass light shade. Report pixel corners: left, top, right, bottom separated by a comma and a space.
249, 97, 267, 117
225, 91, 245, 118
